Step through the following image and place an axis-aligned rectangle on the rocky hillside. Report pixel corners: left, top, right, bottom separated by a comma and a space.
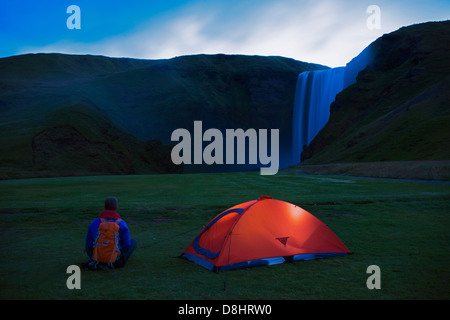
301, 21, 450, 164
0, 53, 325, 178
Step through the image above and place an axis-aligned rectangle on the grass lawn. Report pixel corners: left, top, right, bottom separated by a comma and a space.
0, 171, 449, 300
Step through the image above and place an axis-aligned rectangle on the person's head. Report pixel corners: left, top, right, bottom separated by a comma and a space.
104, 196, 118, 211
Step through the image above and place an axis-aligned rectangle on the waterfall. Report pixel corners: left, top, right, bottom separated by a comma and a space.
290, 67, 346, 165
289, 46, 373, 166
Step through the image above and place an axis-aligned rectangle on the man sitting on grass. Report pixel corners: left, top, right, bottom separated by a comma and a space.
84, 196, 136, 269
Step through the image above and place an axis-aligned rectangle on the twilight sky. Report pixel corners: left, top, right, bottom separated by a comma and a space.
1, 0, 449, 67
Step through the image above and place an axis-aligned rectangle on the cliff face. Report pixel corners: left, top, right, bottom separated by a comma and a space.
301, 21, 450, 164
0, 53, 324, 178
2, 21, 447, 179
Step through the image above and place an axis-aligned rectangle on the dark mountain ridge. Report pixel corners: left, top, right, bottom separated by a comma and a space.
0, 53, 325, 178
1, 21, 448, 179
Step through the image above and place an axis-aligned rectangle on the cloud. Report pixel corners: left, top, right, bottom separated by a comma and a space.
21, 0, 442, 67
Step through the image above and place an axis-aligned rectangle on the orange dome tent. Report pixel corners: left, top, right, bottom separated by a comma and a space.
181, 196, 350, 271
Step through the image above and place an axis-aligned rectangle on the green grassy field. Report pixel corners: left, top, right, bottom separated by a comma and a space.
0, 171, 449, 300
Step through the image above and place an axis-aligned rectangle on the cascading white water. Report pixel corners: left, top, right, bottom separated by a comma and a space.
290, 67, 346, 165
288, 46, 372, 167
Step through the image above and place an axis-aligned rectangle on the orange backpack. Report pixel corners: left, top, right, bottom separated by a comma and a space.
92, 218, 122, 267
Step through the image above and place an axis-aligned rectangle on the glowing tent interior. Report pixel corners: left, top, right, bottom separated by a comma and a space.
181, 196, 350, 271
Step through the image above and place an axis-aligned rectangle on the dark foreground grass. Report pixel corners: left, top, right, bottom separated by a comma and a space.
0, 171, 449, 300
